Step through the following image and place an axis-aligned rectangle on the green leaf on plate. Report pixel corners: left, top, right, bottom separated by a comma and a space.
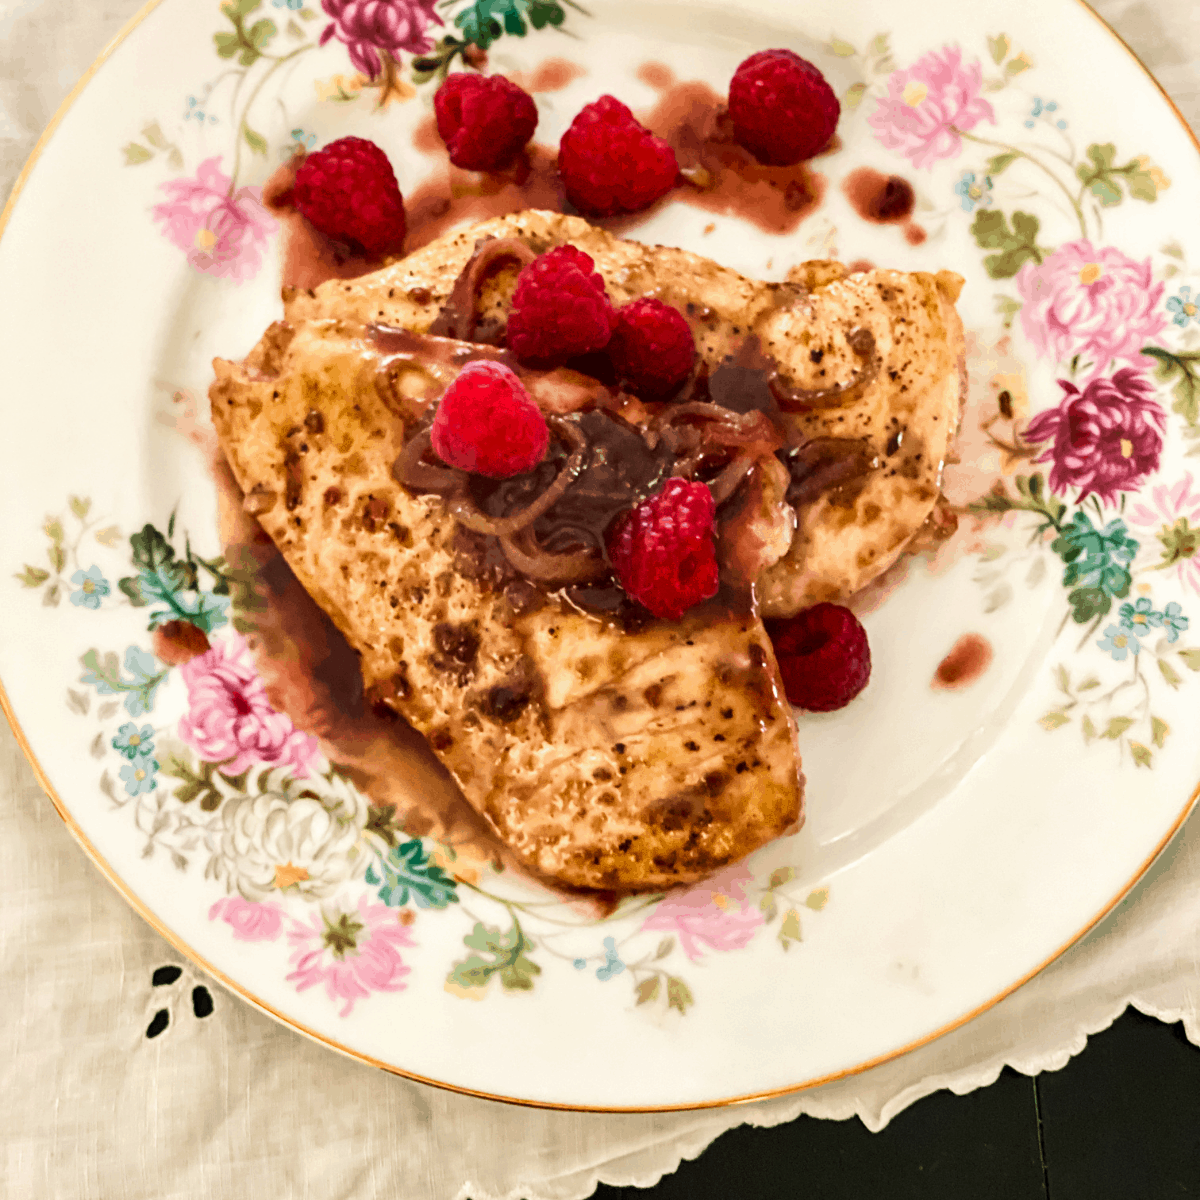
1082, 714, 1097, 743
666, 975, 693, 1014
16, 566, 49, 588
1158, 657, 1183, 689
122, 142, 153, 165
1130, 741, 1152, 769
141, 122, 167, 150
1151, 716, 1170, 749
635, 976, 660, 1005
1180, 647, 1200, 670
768, 866, 794, 890
987, 33, 1010, 64
247, 17, 276, 46
779, 909, 802, 950
804, 887, 829, 912
994, 294, 1022, 329
242, 124, 268, 155
971, 209, 1047, 279
654, 937, 674, 960
1102, 715, 1135, 740
843, 81, 869, 111
828, 36, 856, 57
446, 919, 540, 992
366, 838, 458, 909
1067, 586, 1112, 624
1038, 711, 1070, 732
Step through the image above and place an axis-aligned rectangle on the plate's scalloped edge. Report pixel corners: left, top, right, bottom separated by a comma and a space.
1, 0, 1199, 1113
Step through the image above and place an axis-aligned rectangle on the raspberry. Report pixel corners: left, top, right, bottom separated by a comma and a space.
607, 479, 719, 620
430, 360, 549, 478
506, 245, 617, 363
728, 50, 840, 166
559, 95, 679, 216
608, 297, 696, 399
292, 136, 407, 256
765, 603, 871, 712
434, 72, 539, 170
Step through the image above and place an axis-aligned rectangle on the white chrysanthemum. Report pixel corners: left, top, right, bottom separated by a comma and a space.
207, 765, 372, 901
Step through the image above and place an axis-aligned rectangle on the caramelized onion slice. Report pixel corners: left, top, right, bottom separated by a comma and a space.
392, 428, 465, 494
429, 237, 537, 342
655, 402, 762, 432
708, 456, 756, 506
499, 528, 607, 585
782, 437, 878, 507
770, 327, 881, 411
446, 418, 589, 538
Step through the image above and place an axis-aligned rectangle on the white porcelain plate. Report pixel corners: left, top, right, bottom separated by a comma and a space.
3, 0, 1199, 1110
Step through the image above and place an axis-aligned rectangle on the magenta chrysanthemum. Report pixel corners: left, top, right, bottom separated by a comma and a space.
1024, 369, 1166, 503
318, 0, 443, 79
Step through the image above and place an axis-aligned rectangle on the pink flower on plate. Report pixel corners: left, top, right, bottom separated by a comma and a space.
209, 896, 285, 942
1016, 240, 1165, 373
152, 157, 275, 282
1126, 472, 1200, 594
1024, 369, 1165, 504
319, 0, 443, 79
178, 634, 319, 777
868, 46, 995, 169
287, 897, 414, 1016
641, 865, 764, 962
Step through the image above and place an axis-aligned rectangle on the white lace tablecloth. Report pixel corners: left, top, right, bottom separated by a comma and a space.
2, 1, 1199, 1196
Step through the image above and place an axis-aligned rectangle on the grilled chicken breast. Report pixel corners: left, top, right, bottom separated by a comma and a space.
285, 209, 966, 613
210, 318, 802, 892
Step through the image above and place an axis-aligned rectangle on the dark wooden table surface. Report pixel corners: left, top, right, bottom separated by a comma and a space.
594, 1009, 1200, 1198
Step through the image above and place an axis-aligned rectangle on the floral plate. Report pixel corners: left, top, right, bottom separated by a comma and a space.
2, 0, 1199, 1110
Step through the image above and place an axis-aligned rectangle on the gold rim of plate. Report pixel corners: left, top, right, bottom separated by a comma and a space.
0, 0, 1197, 1114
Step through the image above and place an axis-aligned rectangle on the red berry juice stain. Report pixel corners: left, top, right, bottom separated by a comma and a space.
511, 56, 588, 93
621, 77, 828, 236
262, 154, 385, 292
842, 166, 926, 245
403, 144, 567, 250
208, 451, 520, 883
637, 61, 675, 90
931, 633, 994, 691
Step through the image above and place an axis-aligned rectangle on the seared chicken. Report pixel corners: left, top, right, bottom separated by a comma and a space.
286, 209, 966, 613
210, 318, 802, 892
